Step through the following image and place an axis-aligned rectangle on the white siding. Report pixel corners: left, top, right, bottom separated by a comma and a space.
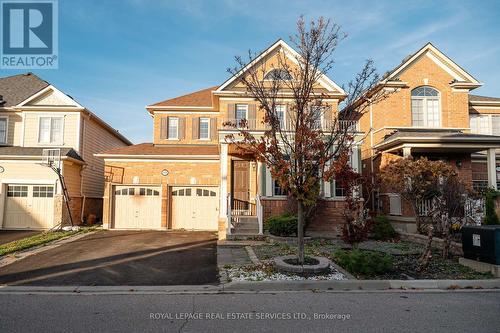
0, 112, 23, 146
81, 116, 129, 198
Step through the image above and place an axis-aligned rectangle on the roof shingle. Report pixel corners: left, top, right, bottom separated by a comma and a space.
0, 73, 49, 107
150, 86, 218, 108
99, 143, 219, 156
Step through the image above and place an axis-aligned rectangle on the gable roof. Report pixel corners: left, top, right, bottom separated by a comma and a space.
381, 42, 481, 86
149, 86, 218, 108
215, 39, 346, 95
469, 95, 500, 103
0, 73, 49, 107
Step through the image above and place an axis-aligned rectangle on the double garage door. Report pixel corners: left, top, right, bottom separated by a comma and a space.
112, 185, 218, 230
2, 184, 55, 229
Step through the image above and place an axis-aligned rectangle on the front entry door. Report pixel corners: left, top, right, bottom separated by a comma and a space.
232, 160, 250, 211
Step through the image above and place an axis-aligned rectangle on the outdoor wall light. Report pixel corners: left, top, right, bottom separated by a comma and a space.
456, 160, 462, 168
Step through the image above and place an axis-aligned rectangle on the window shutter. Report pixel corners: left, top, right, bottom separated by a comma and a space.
192, 117, 199, 139
324, 105, 332, 129
228, 103, 236, 119
265, 167, 273, 197
210, 118, 217, 140
178, 117, 185, 139
160, 117, 168, 139
248, 104, 256, 120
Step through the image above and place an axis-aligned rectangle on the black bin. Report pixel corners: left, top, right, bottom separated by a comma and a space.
462, 225, 500, 265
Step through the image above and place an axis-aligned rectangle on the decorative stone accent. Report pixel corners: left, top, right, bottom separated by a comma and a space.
274, 255, 331, 275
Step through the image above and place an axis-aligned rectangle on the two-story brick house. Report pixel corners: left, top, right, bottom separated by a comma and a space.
98, 40, 362, 239
0, 73, 131, 229
355, 43, 500, 232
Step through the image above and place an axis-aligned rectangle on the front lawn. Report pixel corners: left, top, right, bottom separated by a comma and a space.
252, 239, 494, 280
0, 227, 98, 256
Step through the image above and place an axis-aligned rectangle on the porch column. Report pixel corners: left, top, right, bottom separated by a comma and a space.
220, 143, 229, 218
402, 147, 412, 158
487, 148, 497, 190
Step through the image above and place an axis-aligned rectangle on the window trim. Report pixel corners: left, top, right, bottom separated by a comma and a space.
37, 116, 64, 145
167, 117, 179, 140
263, 68, 293, 81
0, 116, 8, 145
411, 86, 441, 128
235, 104, 248, 120
272, 179, 287, 197
276, 104, 286, 129
470, 114, 500, 135
199, 117, 210, 140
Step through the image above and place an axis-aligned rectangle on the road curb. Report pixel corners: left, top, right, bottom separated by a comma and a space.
1, 279, 499, 294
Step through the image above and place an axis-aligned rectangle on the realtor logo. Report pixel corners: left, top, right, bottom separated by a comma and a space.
1, 0, 58, 68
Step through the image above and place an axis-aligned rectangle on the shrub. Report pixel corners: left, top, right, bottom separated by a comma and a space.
484, 189, 500, 225
265, 213, 298, 237
333, 249, 393, 277
372, 215, 397, 240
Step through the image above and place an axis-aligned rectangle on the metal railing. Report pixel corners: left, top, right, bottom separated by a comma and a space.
221, 118, 359, 132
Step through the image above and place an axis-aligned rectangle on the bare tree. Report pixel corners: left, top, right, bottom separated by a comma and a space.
225, 17, 387, 264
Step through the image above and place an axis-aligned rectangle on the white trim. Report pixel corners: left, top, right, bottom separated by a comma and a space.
102, 158, 220, 163
219, 143, 228, 218
235, 104, 248, 121
152, 111, 219, 115
372, 126, 469, 134
265, 167, 273, 197
167, 117, 179, 140
0, 116, 9, 145
382, 43, 481, 84
16, 85, 84, 108
76, 112, 81, 153
0, 179, 57, 185
96, 153, 219, 159
146, 106, 213, 110
469, 106, 500, 110
20, 112, 26, 147
425, 52, 462, 81
216, 39, 346, 95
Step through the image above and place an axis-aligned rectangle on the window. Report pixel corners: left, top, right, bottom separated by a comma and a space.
0, 117, 7, 144
38, 117, 63, 144
276, 105, 286, 129
235, 104, 248, 122
411, 86, 440, 127
333, 181, 345, 197
33, 186, 54, 198
310, 106, 323, 129
273, 179, 286, 196
168, 117, 178, 139
264, 69, 293, 81
199, 118, 210, 139
470, 115, 500, 135
7, 185, 28, 197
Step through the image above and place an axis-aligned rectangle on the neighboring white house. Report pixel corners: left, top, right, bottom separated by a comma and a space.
0, 73, 131, 229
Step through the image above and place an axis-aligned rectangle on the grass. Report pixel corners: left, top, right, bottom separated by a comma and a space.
0, 227, 98, 256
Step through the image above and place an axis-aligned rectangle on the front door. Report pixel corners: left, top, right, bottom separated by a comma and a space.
231, 160, 250, 211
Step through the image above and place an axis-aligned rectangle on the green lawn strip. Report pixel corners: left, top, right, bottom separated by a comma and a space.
0, 227, 98, 256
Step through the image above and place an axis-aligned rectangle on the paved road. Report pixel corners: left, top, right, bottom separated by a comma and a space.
0, 230, 218, 286
0, 291, 498, 332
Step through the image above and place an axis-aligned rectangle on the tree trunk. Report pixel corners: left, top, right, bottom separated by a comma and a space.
442, 218, 451, 259
418, 224, 433, 271
297, 200, 305, 265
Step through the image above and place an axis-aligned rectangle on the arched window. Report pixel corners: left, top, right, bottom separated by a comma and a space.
264, 69, 293, 81
411, 86, 440, 127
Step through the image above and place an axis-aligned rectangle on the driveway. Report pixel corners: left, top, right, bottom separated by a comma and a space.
0, 230, 41, 245
0, 230, 218, 286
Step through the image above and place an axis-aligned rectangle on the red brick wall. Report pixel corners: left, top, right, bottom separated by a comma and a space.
261, 198, 346, 232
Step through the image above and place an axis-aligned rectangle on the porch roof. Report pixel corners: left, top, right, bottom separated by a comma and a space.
0, 146, 84, 163
374, 129, 500, 153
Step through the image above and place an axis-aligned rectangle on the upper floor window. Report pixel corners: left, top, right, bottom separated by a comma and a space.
38, 117, 63, 144
411, 86, 440, 127
235, 104, 248, 124
470, 114, 500, 135
310, 105, 323, 129
168, 117, 178, 139
264, 69, 293, 81
276, 105, 286, 129
0, 117, 7, 144
199, 118, 210, 139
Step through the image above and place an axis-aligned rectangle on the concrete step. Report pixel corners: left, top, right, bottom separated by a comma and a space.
226, 234, 263, 241
232, 216, 258, 224
233, 221, 259, 229
231, 227, 259, 234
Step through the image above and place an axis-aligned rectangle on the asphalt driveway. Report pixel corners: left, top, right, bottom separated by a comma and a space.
0, 230, 218, 286
0, 230, 41, 245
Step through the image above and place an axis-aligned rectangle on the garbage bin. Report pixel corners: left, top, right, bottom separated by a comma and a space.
461, 225, 500, 265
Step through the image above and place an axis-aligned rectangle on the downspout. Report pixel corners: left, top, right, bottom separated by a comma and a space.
364, 97, 376, 211
79, 114, 87, 223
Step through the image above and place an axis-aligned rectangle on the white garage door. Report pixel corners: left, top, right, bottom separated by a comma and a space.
171, 186, 219, 230
113, 186, 162, 229
3, 184, 55, 229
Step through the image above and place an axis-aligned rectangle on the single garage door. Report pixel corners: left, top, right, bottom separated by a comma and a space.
113, 185, 162, 229
3, 184, 55, 229
171, 186, 219, 230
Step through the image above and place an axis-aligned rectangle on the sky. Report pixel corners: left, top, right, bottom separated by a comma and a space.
1, 0, 499, 143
